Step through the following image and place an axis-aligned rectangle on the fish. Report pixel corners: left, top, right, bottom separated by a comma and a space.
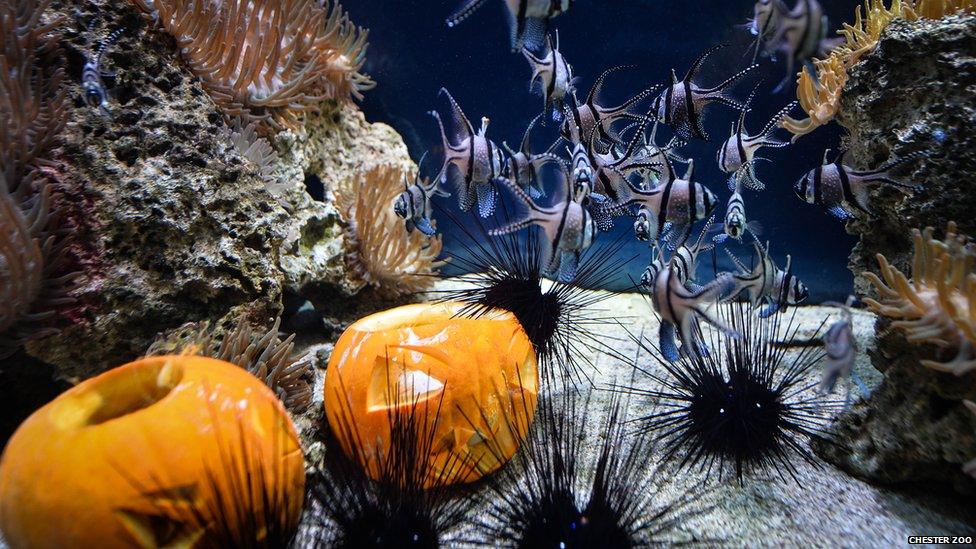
523, 32, 576, 122
586, 110, 664, 205
560, 105, 614, 233
502, 114, 561, 200
652, 44, 759, 142
818, 296, 860, 406
612, 159, 719, 249
446, 0, 572, 52
561, 66, 660, 152
490, 164, 597, 283
429, 88, 507, 218
725, 237, 808, 317
745, 0, 843, 92
82, 28, 124, 117
642, 216, 716, 289
649, 258, 738, 362
393, 153, 450, 237
716, 84, 795, 191
713, 181, 762, 244
639, 245, 666, 288
634, 120, 688, 184
794, 150, 925, 221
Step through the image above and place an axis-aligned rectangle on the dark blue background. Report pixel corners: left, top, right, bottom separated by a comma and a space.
347, 0, 860, 302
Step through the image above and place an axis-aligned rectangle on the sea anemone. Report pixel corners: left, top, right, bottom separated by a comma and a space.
133, 0, 374, 135
0, 0, 67, 185
227, 120, 279, 182
476, 390, 708, 546
432, 206, 632, 386
146, 315, 313, 412
862, 222, 976, 376
303, 361, 477, 546
335, 164, 445, 298
782, 0, 975, 140
626, 304, 838, 483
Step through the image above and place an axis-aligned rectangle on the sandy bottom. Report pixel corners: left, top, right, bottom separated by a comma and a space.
298, 280, 976, 547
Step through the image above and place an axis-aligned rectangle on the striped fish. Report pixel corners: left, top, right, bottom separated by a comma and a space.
746, 0, 843, 91
713, 182, 762, 244
716, 85, 794, 191
613, 160, 719, 248
430, 88, 507, 218
635, 120, 687, 185
726, 238, 808, 317
587, 112, 664, 205
447, 0, 572, 52
819, 297, 857, 400
641, 216, 715, 289
394, 153, 450, 237
561, 66, 660, 152
649, 259, 738, 362
794, 150, 924, 221
561, 106, 615, 233
490, 165, 597, 283
502, 114, 560, 200
653, 44, 758, 141
523, 32, 576, 122
82, 28, 124, 117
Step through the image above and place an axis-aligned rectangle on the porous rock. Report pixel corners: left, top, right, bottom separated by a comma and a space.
22, 0, 413, 380
815, 14, 976, 493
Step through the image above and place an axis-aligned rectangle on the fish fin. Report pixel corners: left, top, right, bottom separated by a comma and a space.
446, 164, 474, 211
489, 216, 537, 236
437, 88, 474, 144
761, 100, 799, 138
726, 173, 739, 192
587, 194, 615, 232
404, 219, 415, 234
703, 63, 759, 95
446, 0, 490, 27
713, 233, 729, 245
527, 184, 543, 200
759, 301, 780, 318
685, 43, 729, 83
746, 220, 763, 237
476, 181, 498, 218
658, 322, 680, 363
827, 205, 854, 220
519, 17, 548, 53
724, 248, 749, 273
558, 251, 579, 283
737, 163, 765, 191
414, 217, 436, 237
586, 65, 635, 106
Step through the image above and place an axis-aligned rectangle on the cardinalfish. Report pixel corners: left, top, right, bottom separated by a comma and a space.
586, 111, 664, 206
716, 83, 795, 191
502, 114, 561, 200
819, 296, 866, 407
634, 120, 687, 186
726, 237, 808, 317
82, 27, 124, 117
641, 217, 716, 290
649, 253, 739, 362
713, 181, 762, 244
447, 0, 572, 52
523, 32, 576, 122
653, 44, 758, 142
795, 150, 925, 221
393, 153, 450, 237
561, 66, 660, 152
613, 159, 719, 249
560, 104, 614, 233
430, 88, 507, 218
745, 0, 843, 92
490, 164, 597, 283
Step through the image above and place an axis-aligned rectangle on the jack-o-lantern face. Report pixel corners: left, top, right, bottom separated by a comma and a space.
324, 302, 539, 486
0, 356, 305, 549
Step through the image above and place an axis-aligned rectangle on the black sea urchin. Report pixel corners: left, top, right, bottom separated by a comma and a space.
474, 389, 707, 547
629, 303, 840, 483
434, 204, 633, 386
302, 372, 476, 548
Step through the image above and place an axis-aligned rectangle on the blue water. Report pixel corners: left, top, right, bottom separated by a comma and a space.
351, 0, 859, 302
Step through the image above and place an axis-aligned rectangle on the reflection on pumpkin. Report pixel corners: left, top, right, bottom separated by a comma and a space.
325, 302, 539, 487
0, 356, 304, 549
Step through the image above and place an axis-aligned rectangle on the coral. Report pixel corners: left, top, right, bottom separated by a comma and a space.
863, 222, 976, 376
133, 0, 374, 135
334, 165, 445, 298
0, 0, 66, 185
146, 316, 312, 412
782, 0, 974, 139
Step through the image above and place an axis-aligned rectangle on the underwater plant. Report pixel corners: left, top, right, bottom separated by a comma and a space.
335, 164, 445, 298
862, 222, 976, 376
475, 390, 709, 546
626, 303, 838, 483
782, 0, 976, 139
304, 360, 480, 547
0, 0, 67, 185
147, 315, 313, 412
434, 205, 630, 386
0, 356, 305, 548
132, 0, 374, 135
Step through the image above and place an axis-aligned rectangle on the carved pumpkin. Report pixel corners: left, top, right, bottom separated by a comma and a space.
0, 356, 304, 548
324, 302, 539, 486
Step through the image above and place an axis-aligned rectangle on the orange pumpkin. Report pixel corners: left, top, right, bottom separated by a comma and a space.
0, 356, 304, 548
324, 302, 539, 487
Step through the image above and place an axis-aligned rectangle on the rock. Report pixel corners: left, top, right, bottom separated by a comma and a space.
816, 14, 976, 493
23, 0, 414, 380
